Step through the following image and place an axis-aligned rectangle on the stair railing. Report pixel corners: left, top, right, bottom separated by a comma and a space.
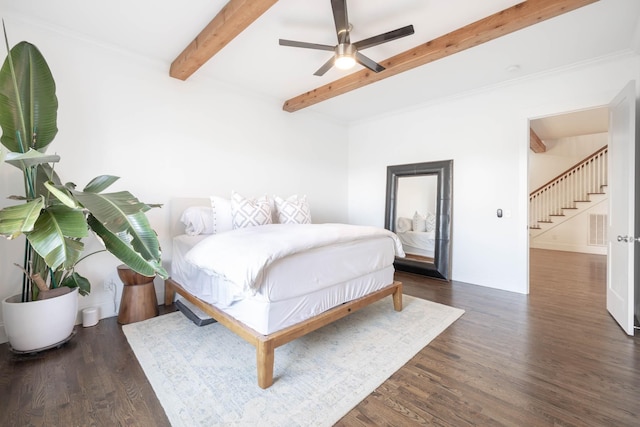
529, 146, 608, 229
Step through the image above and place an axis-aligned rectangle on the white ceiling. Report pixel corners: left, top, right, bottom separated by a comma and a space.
531, 107, 609, 141
2, 0, 640, 124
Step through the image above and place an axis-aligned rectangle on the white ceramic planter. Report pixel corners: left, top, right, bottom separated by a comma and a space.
2, 288, 79, 352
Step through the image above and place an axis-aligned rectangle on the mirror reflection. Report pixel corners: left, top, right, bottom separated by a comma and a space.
385, 160, 453, 280
395, 175, 438, 264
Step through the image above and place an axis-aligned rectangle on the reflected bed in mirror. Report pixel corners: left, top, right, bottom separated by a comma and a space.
385, 160, 453, 280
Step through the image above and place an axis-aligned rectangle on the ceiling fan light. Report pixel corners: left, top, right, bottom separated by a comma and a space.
334, 43, 357, 70
335, 54, 356, 70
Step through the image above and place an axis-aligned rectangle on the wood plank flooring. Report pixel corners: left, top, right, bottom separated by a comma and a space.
1, 249, 638, 426
338, 249, 639, 426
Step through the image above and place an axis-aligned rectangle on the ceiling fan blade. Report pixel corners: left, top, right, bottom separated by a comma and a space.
353, 25, 415, 50
355, 52, 385, 73
331, 0, 350, 44
279, 39, 335, 52
313, 56, 336, 76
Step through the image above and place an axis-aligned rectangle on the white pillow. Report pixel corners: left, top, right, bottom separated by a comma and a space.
412, 211, 427, 232
210, 195, 233, 234
426, 212, 437, 232
231, 191, 273, 229
396, 216, 412, 233
180, 206, 214, 236
274, 195, 311, 224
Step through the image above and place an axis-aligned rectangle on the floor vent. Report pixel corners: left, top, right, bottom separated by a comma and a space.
589, 214, 607, 246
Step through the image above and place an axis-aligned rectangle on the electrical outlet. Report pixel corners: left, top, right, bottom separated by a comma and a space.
104, 279, 116, 293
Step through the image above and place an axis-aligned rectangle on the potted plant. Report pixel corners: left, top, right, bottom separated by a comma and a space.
0, 28, 168, 352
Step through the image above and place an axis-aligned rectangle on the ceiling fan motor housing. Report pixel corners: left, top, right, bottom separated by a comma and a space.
336, 43, 356, 57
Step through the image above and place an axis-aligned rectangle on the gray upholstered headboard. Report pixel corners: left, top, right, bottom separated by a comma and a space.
169, 197, 210, 238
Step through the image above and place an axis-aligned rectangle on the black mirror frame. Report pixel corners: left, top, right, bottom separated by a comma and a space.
384, 160, 453, 280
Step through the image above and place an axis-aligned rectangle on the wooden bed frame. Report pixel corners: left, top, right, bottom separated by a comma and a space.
164, 278, 403, 389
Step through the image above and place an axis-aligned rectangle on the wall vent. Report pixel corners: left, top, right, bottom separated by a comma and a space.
589, 214, 607, 246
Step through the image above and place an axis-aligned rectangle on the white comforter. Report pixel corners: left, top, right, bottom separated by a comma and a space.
185, 223, 405, 294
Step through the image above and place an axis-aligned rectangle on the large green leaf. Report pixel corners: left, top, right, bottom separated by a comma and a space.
73, 190, 159, 260
38, 162, 61, 184
26, 205, 87, 270
83, 175, 119, 193
44, 180, 80, 209
0, 197, 43, 238
4, 149, 60, 170
35, 163, 62, 200
60, 271, 91, 296
87, 214, 168, 279
0, 40, 58, 153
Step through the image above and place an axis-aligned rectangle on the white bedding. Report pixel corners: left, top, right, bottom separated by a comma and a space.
171, 223, 403, 334
172, 235, 245, 307
398, 230, 436, 258
185, 223, 404, 294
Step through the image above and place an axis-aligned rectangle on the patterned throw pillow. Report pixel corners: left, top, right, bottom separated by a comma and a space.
231, 192, 273, 229
274, 195, 312, 224
426, 212, 437, 232
412, 211, 427, 232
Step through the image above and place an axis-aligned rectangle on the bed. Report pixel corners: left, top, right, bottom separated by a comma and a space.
165, 197, 404, 389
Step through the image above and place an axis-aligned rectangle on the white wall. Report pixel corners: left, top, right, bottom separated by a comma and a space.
0, 16, 349, 340
396, 175, 437, 219
348, 52, 640, 294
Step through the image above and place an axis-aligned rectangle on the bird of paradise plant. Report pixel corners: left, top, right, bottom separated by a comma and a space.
0, 25, 167, 302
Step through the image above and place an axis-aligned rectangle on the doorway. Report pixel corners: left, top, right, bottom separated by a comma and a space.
527, 107, 609, 296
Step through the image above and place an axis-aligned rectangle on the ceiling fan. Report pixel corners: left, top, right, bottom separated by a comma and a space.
279, 0, 415, 76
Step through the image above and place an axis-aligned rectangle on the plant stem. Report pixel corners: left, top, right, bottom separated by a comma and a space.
21, 240, 28, 302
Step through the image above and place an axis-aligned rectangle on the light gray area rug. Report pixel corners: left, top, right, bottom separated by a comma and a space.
123, 295, 464, 427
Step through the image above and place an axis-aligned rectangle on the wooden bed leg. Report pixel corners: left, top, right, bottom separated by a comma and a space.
393, 282, 403, 312
164, 280, 176, 306
256, 339, 275, 389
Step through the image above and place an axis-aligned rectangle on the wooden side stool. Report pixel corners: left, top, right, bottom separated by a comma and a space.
117, 264, 158, 324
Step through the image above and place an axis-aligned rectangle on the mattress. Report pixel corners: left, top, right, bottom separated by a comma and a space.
171, 233, 396, 334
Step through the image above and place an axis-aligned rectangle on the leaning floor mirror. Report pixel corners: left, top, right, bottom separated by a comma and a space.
385, 160, 453, 280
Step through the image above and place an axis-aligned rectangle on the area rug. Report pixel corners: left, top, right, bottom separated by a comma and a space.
123, 295, 464, 426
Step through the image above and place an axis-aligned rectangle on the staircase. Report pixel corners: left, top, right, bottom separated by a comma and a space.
529, 146, 608, 234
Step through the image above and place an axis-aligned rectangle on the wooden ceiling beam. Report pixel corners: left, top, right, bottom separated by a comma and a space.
170, 0, 279, 81
530, 128, 547, 153
283, 0, 599, 113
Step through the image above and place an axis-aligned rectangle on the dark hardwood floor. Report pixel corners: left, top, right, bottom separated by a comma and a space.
1, 249, 638, 426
